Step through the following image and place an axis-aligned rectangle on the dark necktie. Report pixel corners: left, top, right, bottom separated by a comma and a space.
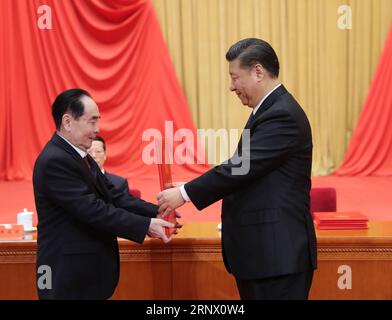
236, 112, 255, 155
83, 156, 99, 181
83, 156, 91, 169
245, 112, 255, 129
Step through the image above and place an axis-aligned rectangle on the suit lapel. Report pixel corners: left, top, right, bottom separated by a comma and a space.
50, 133, 108, 198
250, 85, 288, 133
87, 154, 114, 201
236, 85, 288, 154
85, 154, 110, 198
244, 113, 255, 129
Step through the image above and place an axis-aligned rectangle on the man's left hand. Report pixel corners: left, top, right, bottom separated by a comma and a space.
157, 210, 183, 233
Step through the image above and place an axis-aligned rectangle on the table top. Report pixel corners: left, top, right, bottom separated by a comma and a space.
1, 221, 392, 247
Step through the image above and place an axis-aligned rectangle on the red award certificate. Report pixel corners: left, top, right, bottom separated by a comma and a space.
155, 138, 177, 237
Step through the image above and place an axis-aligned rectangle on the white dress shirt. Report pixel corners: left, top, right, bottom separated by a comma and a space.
56, 132, 87, 158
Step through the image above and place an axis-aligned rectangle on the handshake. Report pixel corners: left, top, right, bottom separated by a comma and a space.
148, 187, 186, 244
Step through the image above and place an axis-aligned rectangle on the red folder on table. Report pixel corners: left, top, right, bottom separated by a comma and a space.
313, 212, 369, 230
155, 138, 177, 237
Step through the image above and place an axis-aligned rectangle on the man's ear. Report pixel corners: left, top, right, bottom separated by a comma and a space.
62, 114, 72, 132
254, 64, 265, 81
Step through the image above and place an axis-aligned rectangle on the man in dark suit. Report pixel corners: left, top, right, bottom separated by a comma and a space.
157, 38, 317, 300
33, 89, 175, 300
88, 135, 130, 195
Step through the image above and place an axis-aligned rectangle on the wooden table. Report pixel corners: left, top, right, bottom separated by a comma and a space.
1, 221, 392, 299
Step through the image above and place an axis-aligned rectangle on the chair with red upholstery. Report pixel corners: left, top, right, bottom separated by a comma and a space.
310, 187, 337, 218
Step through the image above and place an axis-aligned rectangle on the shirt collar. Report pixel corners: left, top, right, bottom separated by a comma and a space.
56, 132, 87, 158
253, 83, 282, 115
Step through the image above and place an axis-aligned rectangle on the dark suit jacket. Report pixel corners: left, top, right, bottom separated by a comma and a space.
185, 85, 317, 280
105, 172, 129, 195
33, 133, 158, 299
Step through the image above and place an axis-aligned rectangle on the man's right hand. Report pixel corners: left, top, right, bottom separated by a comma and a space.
148, 218, 175, 243
157, 187, 185, 217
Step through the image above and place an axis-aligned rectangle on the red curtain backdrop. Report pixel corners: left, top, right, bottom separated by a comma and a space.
0, 0, 209, 181
335, 25, 392, 176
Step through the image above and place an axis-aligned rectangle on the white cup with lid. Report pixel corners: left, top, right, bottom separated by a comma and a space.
17, 208, 34, 232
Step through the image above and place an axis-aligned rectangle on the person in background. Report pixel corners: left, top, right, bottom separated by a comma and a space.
88, 135, 129, 195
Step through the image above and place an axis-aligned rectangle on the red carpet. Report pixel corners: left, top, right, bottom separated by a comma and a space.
1, 176, 391, 226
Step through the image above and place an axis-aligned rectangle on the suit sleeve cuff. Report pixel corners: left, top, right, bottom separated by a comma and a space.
180, 185, 191, 202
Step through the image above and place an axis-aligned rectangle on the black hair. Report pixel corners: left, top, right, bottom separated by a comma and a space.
52, 88, 91, 130
226, 38, 279, 78
93, 135, 106, 152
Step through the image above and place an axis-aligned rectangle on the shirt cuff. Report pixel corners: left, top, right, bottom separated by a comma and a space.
180, 185, 191, 202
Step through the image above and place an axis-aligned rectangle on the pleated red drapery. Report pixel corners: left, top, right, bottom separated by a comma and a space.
335, 25, 392, 176
0, 0, 209, 181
